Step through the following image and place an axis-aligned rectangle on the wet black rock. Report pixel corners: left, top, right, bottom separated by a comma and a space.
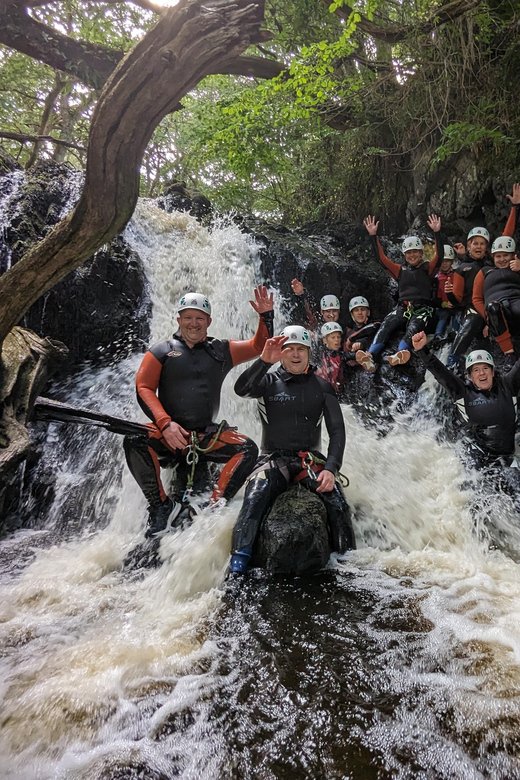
252, 486, 331, 574
0, 162, 151, 368
157, 181, 212, 222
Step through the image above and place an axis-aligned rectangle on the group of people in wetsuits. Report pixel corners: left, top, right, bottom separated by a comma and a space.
123, 183, 520, 573
123, 286, 354, 574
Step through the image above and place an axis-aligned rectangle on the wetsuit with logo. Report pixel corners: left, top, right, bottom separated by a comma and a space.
472, 265, 520, 354
230, 359, 356, 560
366, 229, 443, 357
124, 312, 273, 508
417, 347, 520, 466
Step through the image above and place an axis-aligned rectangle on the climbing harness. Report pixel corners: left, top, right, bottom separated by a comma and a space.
295, 450, 350, 488
182, 420, 227, 502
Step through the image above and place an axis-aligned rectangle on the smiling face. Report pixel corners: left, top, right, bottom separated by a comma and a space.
322, 308, 340, 322
281, 344, 310, 374
350, 305, 369, 326
404, 249, 424, 267
493, 251, 515, 269
467, 236, 488, 260
469, 363, 494, 391
177, 309, 212, 347
440, 258, 453, 273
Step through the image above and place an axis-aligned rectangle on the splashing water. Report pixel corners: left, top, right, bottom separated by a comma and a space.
1, 203, 520, 778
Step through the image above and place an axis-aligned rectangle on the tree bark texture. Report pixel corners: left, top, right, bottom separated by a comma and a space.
0, 0, 270, 348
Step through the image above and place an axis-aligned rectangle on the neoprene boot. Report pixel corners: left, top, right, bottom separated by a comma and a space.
145, 498, 174, 538
228, 551, 251, 575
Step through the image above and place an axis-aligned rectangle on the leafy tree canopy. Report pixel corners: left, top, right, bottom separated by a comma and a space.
0, 0, 519, 226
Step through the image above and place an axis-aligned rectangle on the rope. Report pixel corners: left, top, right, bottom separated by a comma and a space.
300, 451, 350, 488
182, 420, 227, 502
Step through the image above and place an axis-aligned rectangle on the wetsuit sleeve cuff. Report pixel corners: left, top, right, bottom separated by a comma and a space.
158, 416, 172, 432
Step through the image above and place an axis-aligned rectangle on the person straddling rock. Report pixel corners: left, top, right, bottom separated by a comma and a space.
355, 213, 443, 371
412, 330, 520, 469
123, 286, 274, 563
228, 326, 355, 575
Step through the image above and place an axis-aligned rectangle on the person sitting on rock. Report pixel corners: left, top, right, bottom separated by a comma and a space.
228, 326, 355, 575
315, 321, 346, 394
123, 286, 274, 566
430, 245, 462, 348
412, 331, 520, 468
290, 278, 342, 330
445, 183, 520, 371
343, 295, 381, 363
472, 236, 520, 360
355, 213, 443, 372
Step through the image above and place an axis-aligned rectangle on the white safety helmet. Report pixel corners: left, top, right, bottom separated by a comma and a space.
348, 295, 370, 312
320, 322, 343, 337
491, 236, 516, 254
320, 294, 340, 311
402, 236, 423, 253
178, 292, 211, 316
281, 325, 312, 347
465, 350, 494, 372
467, 226, 490, 244
443, 245, 455, 261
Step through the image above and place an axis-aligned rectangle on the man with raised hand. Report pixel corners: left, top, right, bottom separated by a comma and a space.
228, 326, 355, 575
412, 330, 520, 468
123, 286, 274, 562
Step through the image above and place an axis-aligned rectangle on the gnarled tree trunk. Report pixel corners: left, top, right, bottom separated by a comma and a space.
0, 0, 271, 349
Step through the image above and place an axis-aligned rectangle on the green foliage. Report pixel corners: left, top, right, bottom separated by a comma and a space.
432, 122, 514, 166
0, 0, 518, 227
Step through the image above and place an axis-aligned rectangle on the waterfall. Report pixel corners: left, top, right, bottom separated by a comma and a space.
1, 201, 520, 779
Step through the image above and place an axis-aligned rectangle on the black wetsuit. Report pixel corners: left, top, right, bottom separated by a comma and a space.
417, 348, 520, 466
230, 359, 355, 560
124, 314, 273, 509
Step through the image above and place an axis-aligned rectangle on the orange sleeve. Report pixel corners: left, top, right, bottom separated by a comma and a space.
374, 237, 401, 280
472, 271, 486, 319
135, 352, 171, 431
229, 315, 270, 366
503, 205, 518, 238
451, 272, 465, 304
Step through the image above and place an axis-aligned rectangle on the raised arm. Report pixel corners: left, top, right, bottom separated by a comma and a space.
229, 285, 274, 366
411, 331, 466, 398
363, 214, 401, 280
426, 214, 444, 275
503, 182, 520, 237
234, 335, 287, 398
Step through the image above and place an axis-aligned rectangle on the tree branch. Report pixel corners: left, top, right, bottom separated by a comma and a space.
0, 131, 86, 151
0, 2, 283, 89
0, 1, 123, 89
324, 0, 483, 44
0, 0, 271, 346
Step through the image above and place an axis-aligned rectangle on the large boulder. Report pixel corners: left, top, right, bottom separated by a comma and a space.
252, 486, 331, 574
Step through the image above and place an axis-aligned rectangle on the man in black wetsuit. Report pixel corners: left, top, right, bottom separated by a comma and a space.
412, 331, 520, 467
228, 326, 356, 574
123, 286, 274, 548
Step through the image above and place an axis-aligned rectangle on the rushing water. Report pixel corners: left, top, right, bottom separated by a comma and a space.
1, 203, 520, 779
